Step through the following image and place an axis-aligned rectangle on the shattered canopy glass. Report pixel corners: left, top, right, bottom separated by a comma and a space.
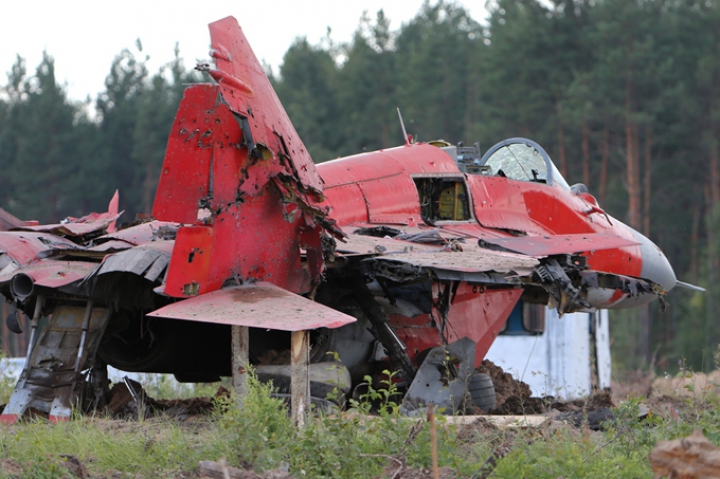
481, 141, 570, 189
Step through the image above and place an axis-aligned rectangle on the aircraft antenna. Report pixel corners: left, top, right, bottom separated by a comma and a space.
397, 108, 411, 146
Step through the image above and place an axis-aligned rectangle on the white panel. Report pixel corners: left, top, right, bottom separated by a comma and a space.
595, 310, 612, 389
486, 308, 598, 400
486, 334, 549, 397
547, 309, 591, 400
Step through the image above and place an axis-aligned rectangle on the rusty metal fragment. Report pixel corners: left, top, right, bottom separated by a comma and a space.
17, 211, 122, 237
0, 260, 96, 289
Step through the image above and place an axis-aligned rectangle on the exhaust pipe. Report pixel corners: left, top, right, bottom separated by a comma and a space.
11, 273, 35, 301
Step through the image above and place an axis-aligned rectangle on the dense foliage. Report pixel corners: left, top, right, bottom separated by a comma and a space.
0, 0, 718, 373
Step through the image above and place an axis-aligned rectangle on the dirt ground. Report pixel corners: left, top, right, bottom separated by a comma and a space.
477, 359, 533, 407
476, 359, 615, 416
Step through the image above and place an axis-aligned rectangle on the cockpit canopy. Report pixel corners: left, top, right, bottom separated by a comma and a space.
444, 138, 570, 189
479, 138, 570, 189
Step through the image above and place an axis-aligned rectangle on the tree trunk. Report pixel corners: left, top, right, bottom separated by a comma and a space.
143, 159, 155, 215
600, 127, 609, 206
582, 119, 591, 188
707, 206, 717, 365
711, 117, 720, 206
626, 92, 641, 230
643, 127, 652, 237
557, 102, 567, 179
623, 37, 648, 362
691, 206, 701, 279
464, 62, 480, 145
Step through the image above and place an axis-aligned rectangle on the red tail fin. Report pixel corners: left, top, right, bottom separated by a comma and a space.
153, 17, 339, 298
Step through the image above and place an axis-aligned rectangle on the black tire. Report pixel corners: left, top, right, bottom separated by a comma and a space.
466, 372, 495, 413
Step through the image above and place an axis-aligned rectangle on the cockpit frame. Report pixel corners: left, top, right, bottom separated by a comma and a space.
479, 137, 570, 189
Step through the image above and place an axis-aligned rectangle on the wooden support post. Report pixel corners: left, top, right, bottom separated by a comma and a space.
291, 329, 310, 427
428, 403, 439, 479
0, 301, 6, 356
231, 325, 249, 406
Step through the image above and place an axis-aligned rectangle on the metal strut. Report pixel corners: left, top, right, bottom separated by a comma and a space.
349, 278, 417, 385
0, 302, 111, 423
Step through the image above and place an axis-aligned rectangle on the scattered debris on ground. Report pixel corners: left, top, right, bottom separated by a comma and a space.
473, 435, 519, 479
644, 394, 687, 421
548, 389, 618, 431
455, 417, 499, 443
476, 359, 546, 415
3, 361, 626, 432
477, 359, 532, 409
390, 466, 457, 479
491, 394, 546, 415
550, 388, 615, 412
476, 360, 622, 426
611, 370, 654, 401
649, 429, 720, 479
554, 408, 617, 431
651, 370, 720, 399
0, 459, 23, 477
58, 454, 90, 479
378, 455, 457, 479
199, 460, 293, 479
103, 379, 229, 420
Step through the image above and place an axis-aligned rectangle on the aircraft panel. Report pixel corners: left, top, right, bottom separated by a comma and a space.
481, 233, 640, 257
148, 281, 356, 331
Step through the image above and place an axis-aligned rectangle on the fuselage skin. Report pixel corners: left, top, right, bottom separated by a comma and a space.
316, 142, 674, 367
318, 142, 674, 300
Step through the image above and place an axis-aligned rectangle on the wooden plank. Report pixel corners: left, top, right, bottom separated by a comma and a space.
290, 330, 310, 426
447, 415, 548, 428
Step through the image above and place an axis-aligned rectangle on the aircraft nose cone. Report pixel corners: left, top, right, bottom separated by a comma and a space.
631, 230, 677, 292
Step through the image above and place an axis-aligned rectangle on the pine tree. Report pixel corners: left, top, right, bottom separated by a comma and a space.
337, 10, 399, 153
6, 53, 82, 222
274, 36, 341, 162
394, 0, 482, 143
95, 44, 149, 218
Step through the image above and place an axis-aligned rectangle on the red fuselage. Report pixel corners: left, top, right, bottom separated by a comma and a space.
317, 142, 673, 366
318, 142, 661, 296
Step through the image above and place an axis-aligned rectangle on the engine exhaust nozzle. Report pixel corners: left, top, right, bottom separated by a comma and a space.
11, 273, 35, 301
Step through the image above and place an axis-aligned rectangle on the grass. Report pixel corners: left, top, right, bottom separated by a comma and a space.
0, 359, 16, 404
0, 417, 210, 478
3, 369, 720, 477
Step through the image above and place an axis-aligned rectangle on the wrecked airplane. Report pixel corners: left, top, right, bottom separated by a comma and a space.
0, 208, 33, 232
0, 16, 694, 422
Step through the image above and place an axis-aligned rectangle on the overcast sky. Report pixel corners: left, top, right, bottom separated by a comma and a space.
1, 1, 488, 102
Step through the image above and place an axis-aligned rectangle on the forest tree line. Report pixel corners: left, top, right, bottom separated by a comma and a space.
0, 0, 718, 372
